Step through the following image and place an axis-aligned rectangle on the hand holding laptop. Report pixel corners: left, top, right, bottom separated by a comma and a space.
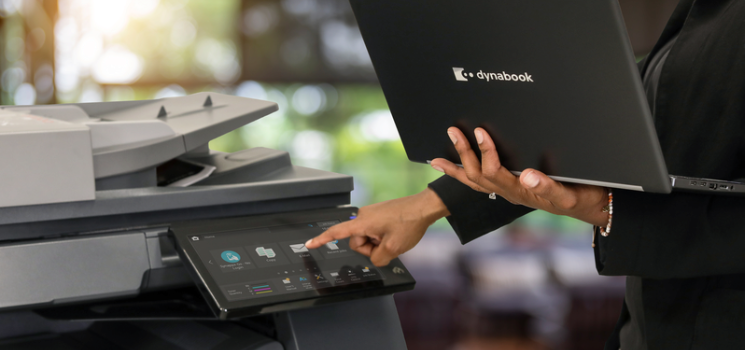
430, 127, 610, 227
305, 128, 611, 268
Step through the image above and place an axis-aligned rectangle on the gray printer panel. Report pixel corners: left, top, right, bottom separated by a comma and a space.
0, 146, 353, 310
0, 232, 150, 309
0, 192, 350, 311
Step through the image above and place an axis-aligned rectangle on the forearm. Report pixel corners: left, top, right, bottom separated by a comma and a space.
412, 187, 451, 224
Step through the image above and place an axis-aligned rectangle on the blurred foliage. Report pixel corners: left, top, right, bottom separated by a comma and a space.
209, 83, 442, 205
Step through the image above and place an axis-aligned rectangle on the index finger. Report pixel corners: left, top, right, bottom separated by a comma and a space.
304, 221, 358, 249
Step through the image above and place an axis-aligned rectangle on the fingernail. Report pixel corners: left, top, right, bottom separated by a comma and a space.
475, 129, 484, 144
305, 239, 313, 247
523, 171, 540, 188
432, 165, 444, 172
447, 131, 458, 145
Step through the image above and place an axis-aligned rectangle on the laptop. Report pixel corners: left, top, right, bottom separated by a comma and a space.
349, 0, 744, 195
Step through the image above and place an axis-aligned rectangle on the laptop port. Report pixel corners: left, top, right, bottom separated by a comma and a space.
709, 183, 718, 190
690, 181, 697, 185
720, 185, 729, 190
701, 182, 707, 186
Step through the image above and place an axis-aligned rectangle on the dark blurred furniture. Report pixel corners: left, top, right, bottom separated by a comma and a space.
394, 260, 461, 350
562, 286, 625, 350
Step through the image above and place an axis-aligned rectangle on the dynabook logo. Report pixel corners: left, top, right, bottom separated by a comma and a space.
452, 67, 534, 83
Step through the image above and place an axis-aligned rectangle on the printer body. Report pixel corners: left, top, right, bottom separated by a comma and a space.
0, 93, 407, 350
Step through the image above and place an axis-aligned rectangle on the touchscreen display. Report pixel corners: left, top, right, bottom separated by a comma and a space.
187, 220, 384, 302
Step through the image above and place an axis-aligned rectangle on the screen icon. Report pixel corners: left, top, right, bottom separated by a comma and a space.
210, 248, 254, 273
191, 236, 199, 241
330, 272, 339, 277
282, 278, 291, 284
290, 243, 309, 253
256, 247, 276, 258
299, 277, 308, 281
247, 244, 290, 267
220, 250, 241, 263
314, 273, 325, 280
252, 284, 273, 295
362, 267, 370, 273
325, 240, 339, 250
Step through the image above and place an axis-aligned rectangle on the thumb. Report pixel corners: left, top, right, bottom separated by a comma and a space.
519, 169, 577, 211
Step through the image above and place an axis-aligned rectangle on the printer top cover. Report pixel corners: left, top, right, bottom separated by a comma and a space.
0, 92, 277, 208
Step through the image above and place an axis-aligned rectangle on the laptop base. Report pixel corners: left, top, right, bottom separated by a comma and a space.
670, 176, 745, 195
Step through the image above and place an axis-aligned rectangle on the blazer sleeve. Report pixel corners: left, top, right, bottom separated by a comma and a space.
594, 189, 745, 279
428, 175, 535, 244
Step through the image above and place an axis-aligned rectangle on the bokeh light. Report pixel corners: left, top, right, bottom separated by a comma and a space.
356, 110, 400, 142
291, 85, 325, 115
92, 45, 143, 84
13, 83, 35, 105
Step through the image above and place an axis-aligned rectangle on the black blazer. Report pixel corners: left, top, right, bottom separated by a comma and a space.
429, 0, 745, 348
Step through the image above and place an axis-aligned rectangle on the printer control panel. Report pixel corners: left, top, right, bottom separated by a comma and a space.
172, 207, 415, 319
187, 221, 384, 301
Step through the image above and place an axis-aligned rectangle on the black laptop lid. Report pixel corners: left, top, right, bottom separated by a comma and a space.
351, 0, 671, 193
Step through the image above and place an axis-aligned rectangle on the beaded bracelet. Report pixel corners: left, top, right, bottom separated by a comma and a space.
599, 189, 613, 237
